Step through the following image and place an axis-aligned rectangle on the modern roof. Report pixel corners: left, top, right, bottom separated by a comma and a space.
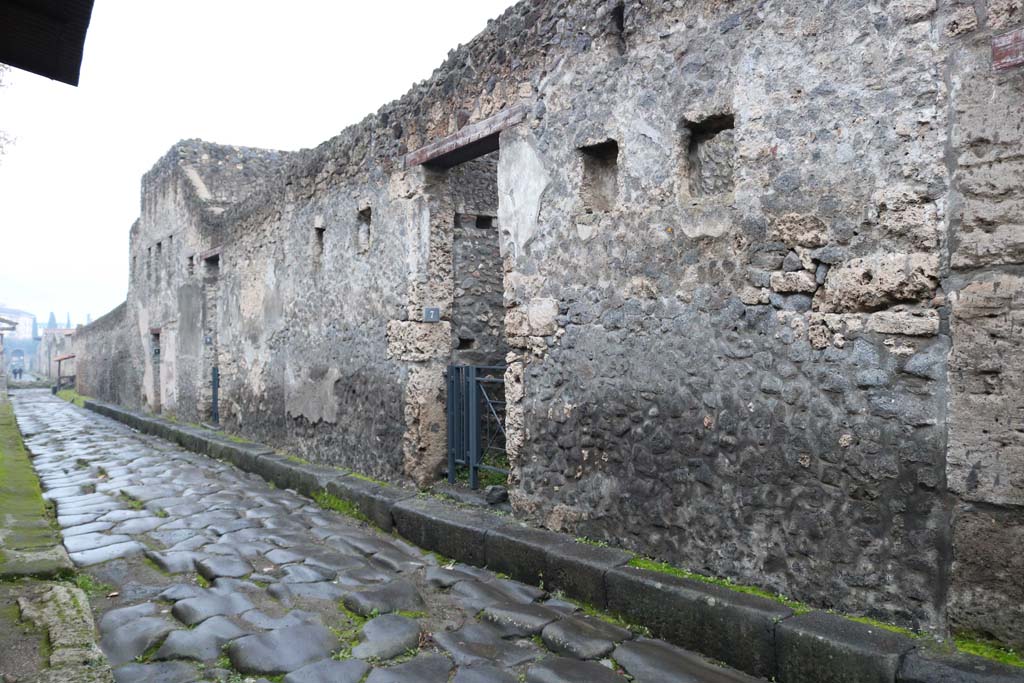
0, 0, 95, 86
0, 305, 35, 318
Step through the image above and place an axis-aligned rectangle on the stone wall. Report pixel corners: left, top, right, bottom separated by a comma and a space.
72, 0, 1024, 647
73, 303, 134, 405
450, 153, 506, 366
943, 0, 1024, 648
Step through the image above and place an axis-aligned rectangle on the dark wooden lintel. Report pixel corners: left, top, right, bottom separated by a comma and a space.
403, 103, 529, 169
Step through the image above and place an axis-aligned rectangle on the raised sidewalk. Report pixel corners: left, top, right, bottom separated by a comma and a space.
83, 397, 1023, 683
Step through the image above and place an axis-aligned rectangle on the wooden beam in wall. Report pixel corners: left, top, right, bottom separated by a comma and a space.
403, 103, 529, 169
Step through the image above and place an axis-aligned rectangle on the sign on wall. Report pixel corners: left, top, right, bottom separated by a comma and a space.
993, 27, 1024, 72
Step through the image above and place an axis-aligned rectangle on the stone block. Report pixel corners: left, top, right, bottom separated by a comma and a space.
252, 455, 334, 497
865, 309, 939, 336
392, 496, 504, 567
605, 566, 790, 679
543, 542, 632, 610
484, 524, 559, 586
898, 649, 1024, 683
819, 253, 938, 313
768, 214, 828, 248
325, 475, 415, 532
776, 611, 914, 683
770, 271, 818, 294
949, 505, 1024, 650
386, 320, 452, 362
948, 275, 1024, 506
205, 437, 273, 472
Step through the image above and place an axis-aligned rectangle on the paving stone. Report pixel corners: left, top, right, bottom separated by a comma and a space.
281, 563, 336, 583
541, 614, 633, 660
372, 547, 426, 573
452, 664, 519, 683
482, 602, 562, 638
425, 565, 483, 588
227, 624, 341, 675
114, 516, 167, 534
352, 614, 421, 660
526, 656, 627, 683
157, 584, 203, 602
171, 592, 255, 625
265, 548, 307, 564
614, 638, 761, 683
364, 653, 454, 683
239, 608, 323, 630
62, 521, 116, 537
100, 615, 177, 665
154, 615, 249, 662
145, 550, 203, 574
195, 555, 253, 580
434, 621, 543, 667
450, 579, 541, 612
70, 540, 145, 566
269, 580, 347, 604
342, 578, 426, 616
112, 661, 199, 683
281, 658, 371, 683
64, 532, 136, 554
334, 564, 394, 588
99, 602, 160, 634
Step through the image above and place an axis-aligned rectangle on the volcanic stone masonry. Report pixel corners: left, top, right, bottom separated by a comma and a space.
72, 0, 1024, 650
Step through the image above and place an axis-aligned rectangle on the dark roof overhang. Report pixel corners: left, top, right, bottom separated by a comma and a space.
0, 0, 95, 86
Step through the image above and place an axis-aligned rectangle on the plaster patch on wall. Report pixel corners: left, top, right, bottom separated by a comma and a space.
498, 135, 550, 262
285, 366, 342, 425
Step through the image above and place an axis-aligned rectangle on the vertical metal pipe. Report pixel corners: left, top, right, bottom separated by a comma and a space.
447, 366, 456, 484
467, 365, 480, 490
211, 366, 220, 424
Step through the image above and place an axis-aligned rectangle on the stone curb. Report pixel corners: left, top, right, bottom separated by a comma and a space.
80, 398, 1024, 683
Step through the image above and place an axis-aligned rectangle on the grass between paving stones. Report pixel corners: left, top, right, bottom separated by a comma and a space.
119, 490, 145, 510
313, 489, 369, 523
55, 389, 92, 408
954, 632, 1024, 668
70, 572, 113, 597
331, 604, 370, 660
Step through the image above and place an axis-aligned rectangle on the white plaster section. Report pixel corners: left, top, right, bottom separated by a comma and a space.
498, 134, 550, 262
285, 366, 342, 425
182, 165, 213, 201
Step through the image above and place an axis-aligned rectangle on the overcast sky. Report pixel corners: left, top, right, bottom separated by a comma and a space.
0, 0, 513, 325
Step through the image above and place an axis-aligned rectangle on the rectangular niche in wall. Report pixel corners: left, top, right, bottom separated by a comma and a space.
579, 139, 619, 213
356, 206, 372, 254
684, 114, 735, 196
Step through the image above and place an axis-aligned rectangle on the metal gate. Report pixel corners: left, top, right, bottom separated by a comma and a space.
447, 365, 508, 489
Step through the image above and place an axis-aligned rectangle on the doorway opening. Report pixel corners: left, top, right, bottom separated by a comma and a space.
438, 150, 509, 489
150, 329, 161, 413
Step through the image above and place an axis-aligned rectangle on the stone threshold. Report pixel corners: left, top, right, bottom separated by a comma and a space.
81, 398, 1023, 683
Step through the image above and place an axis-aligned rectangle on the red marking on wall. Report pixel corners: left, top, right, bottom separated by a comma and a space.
993, 27, 1024, 72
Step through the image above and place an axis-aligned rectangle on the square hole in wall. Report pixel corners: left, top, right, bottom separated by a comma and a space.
579, 139, 619, 213
475, 215, 495, 229
684, 114, 735, 196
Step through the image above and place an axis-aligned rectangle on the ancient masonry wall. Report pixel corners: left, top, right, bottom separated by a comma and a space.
71, 0, 1024, 647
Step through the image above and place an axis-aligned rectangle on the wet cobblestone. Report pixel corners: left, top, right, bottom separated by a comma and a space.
13, 390, 762, 682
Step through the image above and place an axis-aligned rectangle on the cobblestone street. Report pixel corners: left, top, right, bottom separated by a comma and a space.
12, 390, 759, 683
